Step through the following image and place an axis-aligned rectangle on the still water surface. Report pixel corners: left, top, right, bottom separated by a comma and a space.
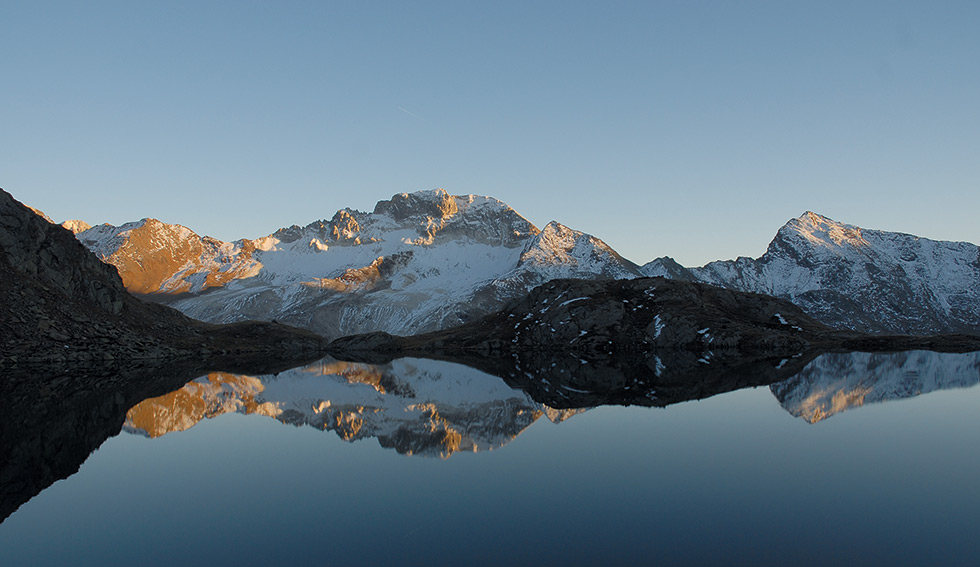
1, 352, 978, 566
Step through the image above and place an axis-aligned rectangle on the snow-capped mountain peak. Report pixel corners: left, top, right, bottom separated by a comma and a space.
783, 211, 871, 251
517, 221, 641, 279
642, 211, 980, 335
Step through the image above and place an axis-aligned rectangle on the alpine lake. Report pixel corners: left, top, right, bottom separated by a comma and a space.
1, 349, 978, 566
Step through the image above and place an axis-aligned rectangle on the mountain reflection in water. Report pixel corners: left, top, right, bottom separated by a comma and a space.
2, 349, 979, 565
773, 350, 980, 423
123, 349, 980, 458
123, 358, 578, 459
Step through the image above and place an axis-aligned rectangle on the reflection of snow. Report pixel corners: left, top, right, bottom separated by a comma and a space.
772, 350, 980, 423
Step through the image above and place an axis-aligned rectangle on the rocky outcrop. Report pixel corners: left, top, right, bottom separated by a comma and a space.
77, 218, 262, 294
1, 192, 127, 316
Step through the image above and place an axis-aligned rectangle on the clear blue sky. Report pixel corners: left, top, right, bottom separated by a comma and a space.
3, 1, 978, 266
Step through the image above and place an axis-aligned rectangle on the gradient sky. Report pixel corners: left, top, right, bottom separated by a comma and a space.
3, 0, 978, 266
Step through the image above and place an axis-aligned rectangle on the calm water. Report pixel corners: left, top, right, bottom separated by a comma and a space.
1, 351, 978, 566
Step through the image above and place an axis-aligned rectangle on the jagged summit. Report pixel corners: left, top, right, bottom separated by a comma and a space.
774, 211, 871, 252
373, 187, 459, 220
268, 189, 537, 249
78, 218, 260, 295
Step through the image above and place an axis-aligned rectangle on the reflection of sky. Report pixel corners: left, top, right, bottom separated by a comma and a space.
2, 382, 978, 565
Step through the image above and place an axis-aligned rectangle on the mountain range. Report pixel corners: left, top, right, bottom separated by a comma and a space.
61, 188, 980, 339
120, 349, 980, 460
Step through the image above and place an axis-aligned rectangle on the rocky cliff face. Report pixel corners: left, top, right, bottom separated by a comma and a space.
0, 188, 327, 366
2, 192, 127, 316
642, 211, 980, 335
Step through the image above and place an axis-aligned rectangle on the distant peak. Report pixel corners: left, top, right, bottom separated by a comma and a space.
540, 220, 573, 234
61, 219, 92, 234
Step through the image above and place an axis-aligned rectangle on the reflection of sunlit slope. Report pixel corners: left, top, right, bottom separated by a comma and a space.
124, 373, 280, 437
124, 357, 574, 458
771, 350, 980, 423
300, 359, 386, 392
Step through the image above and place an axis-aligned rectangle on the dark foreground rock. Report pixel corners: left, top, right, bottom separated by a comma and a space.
328, 277, 980, 358
1, 188, 328, 367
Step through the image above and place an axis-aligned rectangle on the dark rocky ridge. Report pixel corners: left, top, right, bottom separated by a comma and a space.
328, 276, 980, 357
0, 188, 328, 366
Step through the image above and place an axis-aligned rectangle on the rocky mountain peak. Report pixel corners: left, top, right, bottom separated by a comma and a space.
518, 221, 641, 277
779, 211, 870, 251
328, 208, 362, 241
640, 256, 697, 281
269, 190, 535, 249
373, 188, 459, 221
